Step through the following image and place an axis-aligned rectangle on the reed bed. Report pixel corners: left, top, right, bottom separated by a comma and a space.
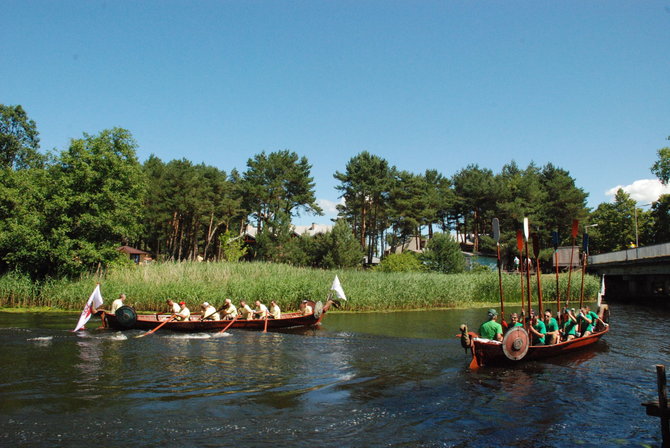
0, 262, 601, 312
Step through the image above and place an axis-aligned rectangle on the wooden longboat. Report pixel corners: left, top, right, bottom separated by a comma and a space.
100, 300, 331, 332
469, 324, 609, 368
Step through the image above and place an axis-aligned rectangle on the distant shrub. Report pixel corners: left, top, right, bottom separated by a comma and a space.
421, 233, 466, 273
375, 252, 425, 273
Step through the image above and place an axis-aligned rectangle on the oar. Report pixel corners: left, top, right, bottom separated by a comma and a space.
516, 230, 525, 315
263, 315, 269, 333
565, 219, 579, 307
552, 230, 561, 322
469, 352, 480, 369
493, 218, 506, 327
523, 218, 532, 325
217, 315, 239, 334
135, 314, 176, 338
532, 233, 543, 313
579, 232, 589, 308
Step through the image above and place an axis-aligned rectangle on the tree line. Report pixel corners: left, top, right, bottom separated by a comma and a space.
1, 104, 668, 279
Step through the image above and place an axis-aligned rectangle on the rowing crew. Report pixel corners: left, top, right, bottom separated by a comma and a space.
163, 298, 283, 321
479, 305, 608, 345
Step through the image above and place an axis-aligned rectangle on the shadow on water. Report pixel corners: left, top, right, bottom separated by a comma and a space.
0, 303, 666, 448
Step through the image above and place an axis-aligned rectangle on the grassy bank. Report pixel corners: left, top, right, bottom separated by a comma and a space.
0, 262, 601, 312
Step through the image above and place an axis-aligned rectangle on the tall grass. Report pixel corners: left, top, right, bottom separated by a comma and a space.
0, 262, 601, 312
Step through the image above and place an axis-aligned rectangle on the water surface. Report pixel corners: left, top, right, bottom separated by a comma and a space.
0, 304, 666, 447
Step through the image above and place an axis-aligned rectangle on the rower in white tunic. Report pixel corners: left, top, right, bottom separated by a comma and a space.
110, 294, 126, 313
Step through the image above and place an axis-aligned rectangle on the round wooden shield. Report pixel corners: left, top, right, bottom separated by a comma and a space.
115, 306, 137, 328
314, 301, 324, 319
502, 326, 529, 361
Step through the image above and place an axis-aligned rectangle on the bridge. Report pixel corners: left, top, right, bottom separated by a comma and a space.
588, 242, 670, 303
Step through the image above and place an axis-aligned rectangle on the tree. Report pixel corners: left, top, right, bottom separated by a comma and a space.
424, 169, 455, 237
41, 128, 146, 276
388, 171, 429, 244
334, 151, 393, 263
141, 157, 246, 261
243, 150, 322, 235
219, 230, 248, 262
649, 194, 670, 244
651, 145, 670, 185
0, 104, 42, 170
421, 232, 466, 273
589, 189, 637, 253
317, 219, 364, 269
452, 164, 498, 252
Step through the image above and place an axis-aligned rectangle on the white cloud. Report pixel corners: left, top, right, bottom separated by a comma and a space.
605, 178, 670, 204
317, 198, 344, 216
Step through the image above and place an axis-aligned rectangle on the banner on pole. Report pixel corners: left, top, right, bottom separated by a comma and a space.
73, 284, 104, 331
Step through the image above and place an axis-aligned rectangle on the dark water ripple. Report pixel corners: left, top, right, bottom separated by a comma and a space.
0, 303, 667, 447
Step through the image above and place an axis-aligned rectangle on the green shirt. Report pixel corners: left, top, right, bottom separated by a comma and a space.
479, 320, 503, 340
563, 318, 577, 336
545, 317, 559, 333
532, 320, 546, 345
578, 311, 599, 333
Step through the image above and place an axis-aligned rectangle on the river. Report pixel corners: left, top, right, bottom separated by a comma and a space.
0, 304, 667, 447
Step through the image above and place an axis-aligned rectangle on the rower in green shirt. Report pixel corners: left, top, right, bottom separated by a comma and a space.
528, 310, 546, 345
543, 309, 560, 345
506, 312, 524, 332
562, 308, 578, 341
478, 308, 503, 342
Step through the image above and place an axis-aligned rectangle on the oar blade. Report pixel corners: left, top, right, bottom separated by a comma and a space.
523, 217, 529, 241
532, 233, 540, 258
516, 230, 524, 253
492, 218, 500, 243
571, 219, 579, 238
469, 353, 480, 369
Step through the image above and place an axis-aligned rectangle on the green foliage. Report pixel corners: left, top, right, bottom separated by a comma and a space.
651, 146, 670, 185
375, 252, 425, 273
39, 128, 146, 277
650, 195, 670, 243
0, 104, 42, 170
243, 150, 322, 232
316, 220, 363, 269
589, 189, 637, 252
219, 230, 248, 262
334, 151, 394, 262
422, 233, 466, 274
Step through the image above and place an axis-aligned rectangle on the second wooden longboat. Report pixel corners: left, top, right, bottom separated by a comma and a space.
100, 299, 332, 332
468, 322, 609, 368
461, 217, 610, 368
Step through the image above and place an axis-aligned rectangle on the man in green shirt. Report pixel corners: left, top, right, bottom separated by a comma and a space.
578, 306, 601, 337
562, 308, 578, 341
478, 308, 503, 342
528, 311, 546, 345
543, 309, 560, 345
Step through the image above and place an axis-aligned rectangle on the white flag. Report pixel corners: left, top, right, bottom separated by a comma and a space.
597, 275, 606, 307
73, 284, 104, 331
330, 275, 347, 301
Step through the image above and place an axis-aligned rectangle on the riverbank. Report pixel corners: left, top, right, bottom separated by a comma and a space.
0, 261, 600, 312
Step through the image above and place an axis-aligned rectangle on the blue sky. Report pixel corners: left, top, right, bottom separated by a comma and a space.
3, 1, 670, 225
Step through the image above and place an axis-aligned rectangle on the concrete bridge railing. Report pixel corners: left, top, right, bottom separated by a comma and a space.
589, 242, 670, 265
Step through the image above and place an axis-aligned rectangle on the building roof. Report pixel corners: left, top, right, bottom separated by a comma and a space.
117, 245, 151, 255
243, 223, 333, 239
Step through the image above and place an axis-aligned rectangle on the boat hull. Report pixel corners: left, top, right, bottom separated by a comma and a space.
471, 325, 609, 367
100, 300, 326, 332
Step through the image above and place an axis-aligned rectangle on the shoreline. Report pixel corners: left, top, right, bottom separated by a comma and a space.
0, 301, 595, 315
